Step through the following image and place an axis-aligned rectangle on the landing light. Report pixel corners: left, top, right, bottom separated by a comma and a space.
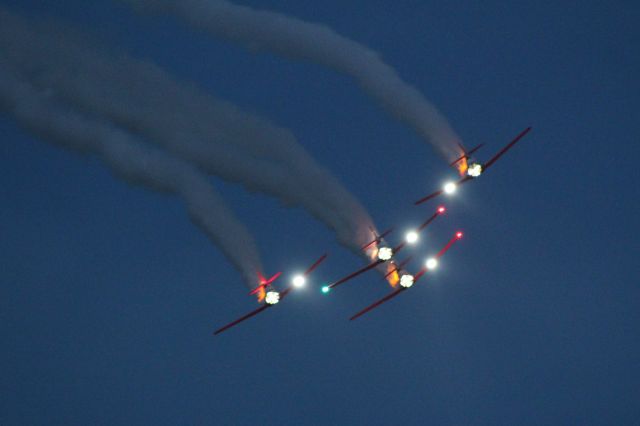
467, 163, 483, 177
405, 231, 419, 244
265, 291, 280, 305
443, 181, 457, 195
399, 274, 415, 288
425, 258, 438, 270
292, 274, 306, 288
377, 247, 393, 261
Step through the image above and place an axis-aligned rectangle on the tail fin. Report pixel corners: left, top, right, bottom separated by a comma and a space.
249, 271, 281, 296
264, 271, 282, 285
450, 143, 484, 166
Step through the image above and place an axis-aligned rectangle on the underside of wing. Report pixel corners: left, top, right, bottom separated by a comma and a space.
350, 288, 406, 321
213, 304, 271, 335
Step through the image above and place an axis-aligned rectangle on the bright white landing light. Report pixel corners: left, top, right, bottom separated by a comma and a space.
399, 274, 415, 288
405, 231, 419, 244
292, 274, 306, 288
265, 291, 280, 305
377, 247, 394, 261
443, 181, 457, 195
425, 257, 439, 270
467, 163, 483, 177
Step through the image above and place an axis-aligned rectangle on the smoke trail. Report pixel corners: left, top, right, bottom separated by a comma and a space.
123, 0, 462, 160
0, 63, 263, 287
0, 8, 375, 252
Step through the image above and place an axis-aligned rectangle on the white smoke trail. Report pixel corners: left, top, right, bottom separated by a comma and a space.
0, 8, 375, 251
0, 63, 263, 287
122, 0, 462, 160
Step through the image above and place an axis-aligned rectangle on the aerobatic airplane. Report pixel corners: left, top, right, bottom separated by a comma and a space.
350, 231, 464, 320
415, 127, 532, 205
213, 253, 328, 335
325, 206, 447, 292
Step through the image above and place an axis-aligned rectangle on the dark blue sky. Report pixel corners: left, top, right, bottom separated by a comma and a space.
1, 1, 639, 424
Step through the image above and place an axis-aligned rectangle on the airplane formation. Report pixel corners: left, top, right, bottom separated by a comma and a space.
214, 127, 533, 335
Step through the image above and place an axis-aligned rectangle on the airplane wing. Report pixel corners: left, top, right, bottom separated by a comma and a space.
392, 241, 407, 255
304, 253, 328, 276
350, 264, 432, 320
393, 211, 440, 256
213, 287, 293, 336
414, 188, 443, 205
416, 210, 440, 231
213, 304, 272, 335
436, 232, 463, 258
393, 207, 445, 254
393, 210, 445, 256
482, 127, 532, 171
414, 175, 472, 205
418, 206, 446, 231
350, 287, 407, 320
328, 260, 383, 290
351, 264, 431, 320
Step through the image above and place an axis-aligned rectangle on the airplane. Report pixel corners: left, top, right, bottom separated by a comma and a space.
350, 231, 464, 321
414, 127, 532, 205
325, 206, 447, 292
213, 253, 328, 335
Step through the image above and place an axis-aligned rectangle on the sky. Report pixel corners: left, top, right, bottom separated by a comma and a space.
1, 1, 639, 425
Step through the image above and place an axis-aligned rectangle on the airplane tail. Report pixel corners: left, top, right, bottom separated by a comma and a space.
249, 271, 282, 296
